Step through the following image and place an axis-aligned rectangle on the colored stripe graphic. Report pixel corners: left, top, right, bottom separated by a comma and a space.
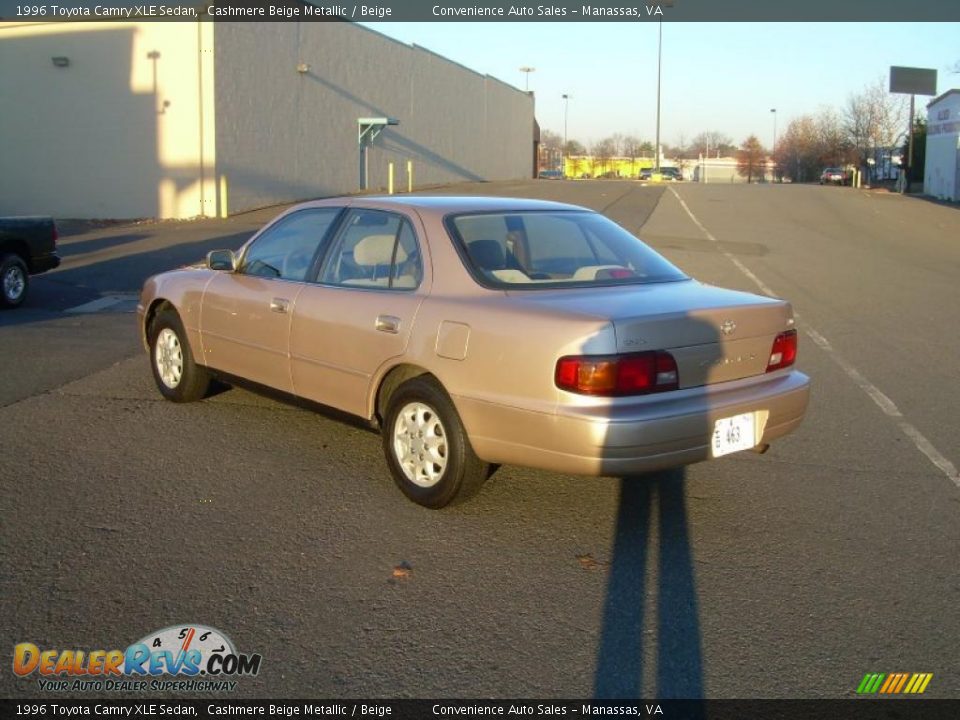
879, 673, 899, 693
857, 673, 885, 694
858, 672, 932, 694
905, 673, 934, 694
887, 673, 909, 693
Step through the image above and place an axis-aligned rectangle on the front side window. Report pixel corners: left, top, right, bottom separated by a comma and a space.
448, 211, 688, 288
239, 208, 341, 282
319, 209, 422, 290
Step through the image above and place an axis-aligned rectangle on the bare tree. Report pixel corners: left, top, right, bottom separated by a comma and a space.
844, 78, 907, 180
592, 138, 616, 175
736, 135, 766, 183
672, 133, 689, 159
775, 116, 818, 182
622, 135, 643, 175
691, 131, 734, 158
817, 107, 849, 167
563, 139, 586, 156
609, 133, 625, 158
541, 129, 563, 149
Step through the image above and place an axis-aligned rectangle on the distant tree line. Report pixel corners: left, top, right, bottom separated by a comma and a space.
542, 75, 917, 184
772, 79, 909, 183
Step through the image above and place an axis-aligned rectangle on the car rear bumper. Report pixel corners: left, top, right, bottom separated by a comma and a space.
458, 369, 810, 476
30, 252, 61, 275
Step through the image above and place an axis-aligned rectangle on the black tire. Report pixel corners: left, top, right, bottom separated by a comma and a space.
148, 307, 211, 402
0, 254, 29, 309
382, 376, 489, 509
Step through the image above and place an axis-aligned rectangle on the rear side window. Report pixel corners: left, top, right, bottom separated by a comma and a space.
447, 211, 687, 288
319, 209, 422, 290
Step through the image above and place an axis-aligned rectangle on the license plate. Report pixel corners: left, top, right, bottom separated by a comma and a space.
711, 413, 756, 457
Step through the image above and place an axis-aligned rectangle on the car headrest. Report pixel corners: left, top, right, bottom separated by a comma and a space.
467, 239, 505, 270
353, 234, 406, 266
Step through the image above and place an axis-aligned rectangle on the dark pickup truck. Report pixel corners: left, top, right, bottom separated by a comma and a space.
0, 217, 61, 308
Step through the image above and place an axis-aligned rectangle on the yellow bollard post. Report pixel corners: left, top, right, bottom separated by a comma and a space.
388, 163, 395, 195
407, 160, 413, 193
219, 175, 228, 218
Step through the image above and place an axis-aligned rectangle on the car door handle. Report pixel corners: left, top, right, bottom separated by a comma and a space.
270, 298, 290, 314
375, 315, 400, 334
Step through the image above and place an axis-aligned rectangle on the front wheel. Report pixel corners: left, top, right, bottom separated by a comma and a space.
0, 254, 29, 308
148, 308, 211, 402
382, 377, 489, 508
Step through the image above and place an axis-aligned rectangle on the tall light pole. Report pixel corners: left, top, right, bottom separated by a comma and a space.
519, 66, 535, 91
654, 22, 663, 171
770, 108, 777, 182
704, 137, 709, 184
562, 94, 571, 179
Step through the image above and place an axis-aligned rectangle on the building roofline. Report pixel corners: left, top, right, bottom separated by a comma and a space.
927, 89, 960, 108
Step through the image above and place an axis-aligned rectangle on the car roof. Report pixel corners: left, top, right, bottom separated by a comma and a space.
296, 195, 590, 215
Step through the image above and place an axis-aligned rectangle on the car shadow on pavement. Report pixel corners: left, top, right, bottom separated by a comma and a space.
594, 469, 705, 703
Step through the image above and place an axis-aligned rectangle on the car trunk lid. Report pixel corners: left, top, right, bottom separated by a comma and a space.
508, 280, 794, 388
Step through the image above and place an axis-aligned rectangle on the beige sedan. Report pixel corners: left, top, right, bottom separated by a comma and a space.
138, 196, 809, 508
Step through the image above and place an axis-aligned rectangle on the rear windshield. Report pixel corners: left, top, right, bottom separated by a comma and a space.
447, 210, 688, 288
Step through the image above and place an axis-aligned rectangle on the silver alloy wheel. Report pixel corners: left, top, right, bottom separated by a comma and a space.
154, 327, 184, 389
2, 265, 25, 302
392, 401, 448, 488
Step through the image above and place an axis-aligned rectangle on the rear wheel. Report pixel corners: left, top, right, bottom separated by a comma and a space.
382, 377, 489, 508
0, 254, 29, 308
148, 308, 211, 402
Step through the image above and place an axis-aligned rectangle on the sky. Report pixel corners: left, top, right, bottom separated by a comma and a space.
361, 22, 960, 150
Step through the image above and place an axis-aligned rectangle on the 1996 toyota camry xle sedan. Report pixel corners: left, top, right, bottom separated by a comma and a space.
138, 196, 810, 508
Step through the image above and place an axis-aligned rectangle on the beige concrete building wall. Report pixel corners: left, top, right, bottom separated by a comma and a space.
213, 23, 535, 215
0, 22, 216, 219
1, 21, 533, 219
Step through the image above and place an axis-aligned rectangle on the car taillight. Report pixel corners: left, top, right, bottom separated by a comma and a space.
555, 351, 679, 396
766, 329, 798, 372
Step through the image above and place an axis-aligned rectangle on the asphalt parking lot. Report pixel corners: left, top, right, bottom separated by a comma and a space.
2, 180, 959, 700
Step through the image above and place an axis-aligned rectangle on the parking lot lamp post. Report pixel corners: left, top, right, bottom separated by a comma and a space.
563, 94, 571, 175
770, 108, 777, 181
519, 66, 535, 91
703, 138, 709, 184
654, 22, 662, 172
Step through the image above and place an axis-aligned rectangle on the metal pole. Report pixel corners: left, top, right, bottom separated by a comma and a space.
655, 22, 662, 172
359, 145, 367, 191
519, 66, 535, 92
704, 139, 709, 184
771, 108, 777, 181
905, 93, 916, 194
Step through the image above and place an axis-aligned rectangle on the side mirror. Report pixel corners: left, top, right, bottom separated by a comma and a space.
207, 249, 236, 272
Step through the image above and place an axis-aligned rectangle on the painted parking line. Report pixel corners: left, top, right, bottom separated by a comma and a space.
668, 185, 960, 490
65, 293, 139, 314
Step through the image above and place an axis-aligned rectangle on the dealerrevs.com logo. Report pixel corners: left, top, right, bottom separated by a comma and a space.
13, 624, 261, 692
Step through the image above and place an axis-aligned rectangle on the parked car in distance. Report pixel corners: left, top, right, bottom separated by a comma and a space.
639, 167, 681, 181
819, 167, 848, 185
538, 169, 564, 180
0, 216, 61, 308
139, 196, 810, 508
